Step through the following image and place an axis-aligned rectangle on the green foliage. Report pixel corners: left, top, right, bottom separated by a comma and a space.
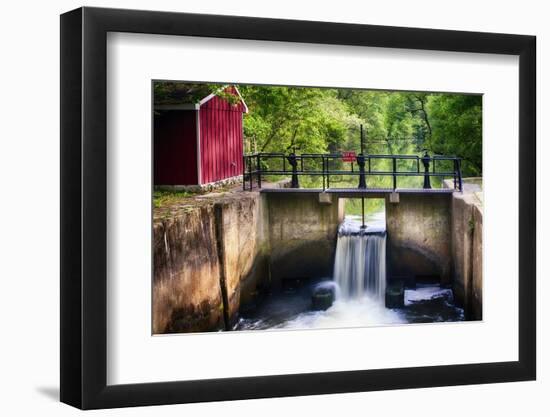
154, 81, 482, 177
153, 82, 241, 105
241, 86, 482, 176
239, 86, 340, 155
426, 95, 482, 176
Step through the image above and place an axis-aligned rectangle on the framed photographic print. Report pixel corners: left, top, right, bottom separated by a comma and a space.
60, 6, 536, 409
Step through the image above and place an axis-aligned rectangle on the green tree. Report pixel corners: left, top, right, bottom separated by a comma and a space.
239, 86, 352, 155
153, 81, 483, 177
426, 95, 482, 176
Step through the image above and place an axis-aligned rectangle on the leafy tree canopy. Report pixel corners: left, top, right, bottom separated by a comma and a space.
154, 82, 482, 176
154, 82, 241, 105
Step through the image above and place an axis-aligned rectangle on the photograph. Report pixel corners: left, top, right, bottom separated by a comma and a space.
152, 81, 483, 334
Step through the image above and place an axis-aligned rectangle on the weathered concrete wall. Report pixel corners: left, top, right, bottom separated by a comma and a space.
215, 194, 270, 326
266, 193, 344, 287
471, 204, 483, 320
385, 193, 452, 285
451, 191, 483, 320
152, 193, 269, 333
153, 205, 224, 334
154, 184, 482, 332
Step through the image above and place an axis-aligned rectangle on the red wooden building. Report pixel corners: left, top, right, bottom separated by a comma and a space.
154, 86, 248, 187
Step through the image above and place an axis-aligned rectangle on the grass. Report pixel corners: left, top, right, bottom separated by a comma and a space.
153, 190, 196, 208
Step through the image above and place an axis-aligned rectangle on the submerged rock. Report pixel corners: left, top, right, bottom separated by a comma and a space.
311, 286, 335, 311
385, 281, 405, 308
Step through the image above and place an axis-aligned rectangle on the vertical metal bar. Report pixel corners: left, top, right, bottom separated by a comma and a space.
361, 196, 366, 229
457, 159, 463, 192
368, 157, 371, 173
248, 155, 253, 190
322, 156, 326, 191
242, 155, 246, 191
256, 154, 261, 189
327, 157, 330, 189
453, 159, 457, 190
357, 153, 366, 189
393, 157, 397, 190
422, 152, 432, 189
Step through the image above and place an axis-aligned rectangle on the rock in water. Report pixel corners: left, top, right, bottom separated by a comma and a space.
312, 286, 335, 311
385, 281, 405, 308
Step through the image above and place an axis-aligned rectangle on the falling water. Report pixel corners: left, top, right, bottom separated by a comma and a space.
333, 217, 387, 301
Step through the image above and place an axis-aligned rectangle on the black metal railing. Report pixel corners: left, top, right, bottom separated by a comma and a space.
242, 152, 463, 192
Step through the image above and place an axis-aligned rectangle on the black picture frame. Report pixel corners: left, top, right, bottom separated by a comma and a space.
60, 6, 536, 410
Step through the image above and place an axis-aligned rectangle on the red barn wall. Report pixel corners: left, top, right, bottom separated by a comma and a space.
154, 110, 198, 185
199, 93, 245, 184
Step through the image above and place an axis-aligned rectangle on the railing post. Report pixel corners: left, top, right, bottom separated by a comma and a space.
421, 151, 432, 189
453, 159, 458, 190
286, 152, 300, 188
356, 153, 367, 189
256, 154, 262, 189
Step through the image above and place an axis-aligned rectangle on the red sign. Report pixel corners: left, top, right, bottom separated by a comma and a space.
341, 151, 356, 162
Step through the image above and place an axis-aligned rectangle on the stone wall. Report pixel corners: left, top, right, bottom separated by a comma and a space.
451, 191, 483, 320
152, 193, 269, 333
266, 193, 344, 287
153, 186, 482, 332
385, 193, 453, 285
153, 205, 223, 334
215, 194, 270, 326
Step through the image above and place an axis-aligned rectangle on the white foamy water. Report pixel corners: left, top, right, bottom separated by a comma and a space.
404, 285, 455, 306
277, 293, 405, 330
275, 212, 398, 330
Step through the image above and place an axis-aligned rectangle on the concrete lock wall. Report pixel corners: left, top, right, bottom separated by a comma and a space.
152, 193, 270, 333
152, 191, 342, 333
451, 192, 483, 320
384, 188, 482, 320
385, 193, 453, 285
153, 204, 224, 334
266, 193, 344, 287
153, 186, 482, 333
215, 193, 271, 325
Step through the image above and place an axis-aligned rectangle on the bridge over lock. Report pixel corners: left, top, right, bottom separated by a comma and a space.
242, 151, 463, 195
240, 151, 472, 311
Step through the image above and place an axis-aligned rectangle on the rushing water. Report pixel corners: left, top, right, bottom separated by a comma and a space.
333, 216, 386, 301
235, 210, 464, 331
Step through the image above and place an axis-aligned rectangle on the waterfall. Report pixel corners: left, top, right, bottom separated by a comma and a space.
333, 218, 386, 301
